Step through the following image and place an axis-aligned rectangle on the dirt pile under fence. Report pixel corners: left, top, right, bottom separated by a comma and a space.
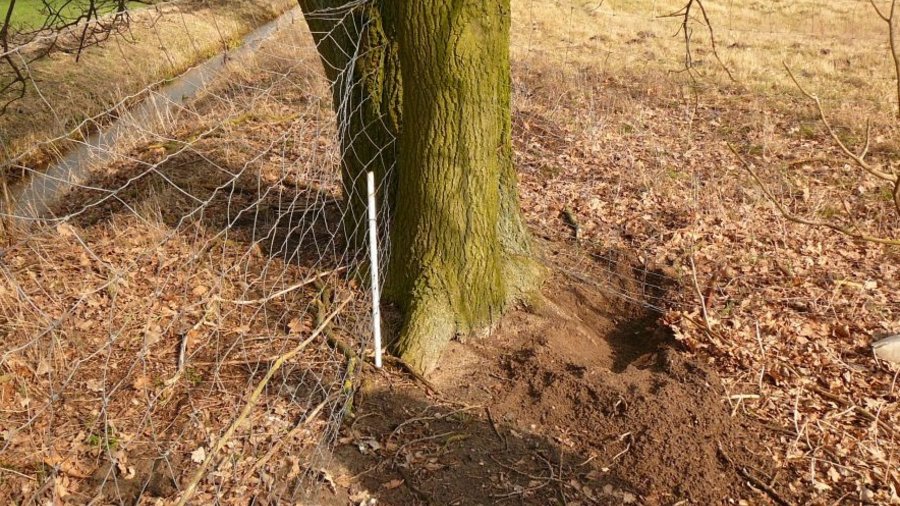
314, 259, 785, 506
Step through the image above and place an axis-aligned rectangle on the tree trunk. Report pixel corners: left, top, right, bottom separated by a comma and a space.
384, 0, 541, 374
299, 0, 542, 375
298, 0, 401, 252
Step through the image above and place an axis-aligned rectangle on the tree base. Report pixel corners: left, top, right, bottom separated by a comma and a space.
393, 295, 456, 376
391, 254, 546, 376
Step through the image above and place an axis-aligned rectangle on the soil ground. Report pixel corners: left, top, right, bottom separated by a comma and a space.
313, 268, 783, 505
1, 1, 898, 504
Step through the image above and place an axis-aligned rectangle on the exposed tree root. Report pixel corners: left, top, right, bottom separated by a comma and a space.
393, 293, 457, 376
392, 255, 545, 376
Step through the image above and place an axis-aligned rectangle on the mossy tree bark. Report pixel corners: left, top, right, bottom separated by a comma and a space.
298, 0, 401, 251
299, 0, 542, 375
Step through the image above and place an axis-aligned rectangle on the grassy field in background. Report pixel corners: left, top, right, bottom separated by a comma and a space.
513, 0, 895, 126
0, 0, 294, 161
0, 0, 145, 29
0, 0, 49, 28
5, 0, 895, 157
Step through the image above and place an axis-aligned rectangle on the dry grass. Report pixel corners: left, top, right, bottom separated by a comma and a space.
513, 0, 898, 125
512, 1, 900, 503
0, 0, 898, 504
0, 0, 294, 161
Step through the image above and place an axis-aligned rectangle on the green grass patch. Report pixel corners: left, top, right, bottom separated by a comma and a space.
0, 0, 145, 30
0, 0, 49, 28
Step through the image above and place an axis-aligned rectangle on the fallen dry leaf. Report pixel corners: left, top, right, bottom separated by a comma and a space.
382, 479, 404, 490
191, 446, 206, 464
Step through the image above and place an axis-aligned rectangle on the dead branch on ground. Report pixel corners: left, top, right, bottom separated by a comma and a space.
717, 441, 794, 506
176, 293, 353, 506
730, 144, 899, 247
729, 64, 899, 247
869, 0, 900, 119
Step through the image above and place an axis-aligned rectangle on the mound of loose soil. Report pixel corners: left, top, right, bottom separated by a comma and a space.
319, 271, 783, 505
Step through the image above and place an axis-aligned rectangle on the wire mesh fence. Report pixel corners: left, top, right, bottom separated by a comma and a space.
0, 0, 897, 504
0, 2, 395, 503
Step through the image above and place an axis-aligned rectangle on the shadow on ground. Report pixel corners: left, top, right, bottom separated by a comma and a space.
19, 133, 787, 506
292, 275, 786, 506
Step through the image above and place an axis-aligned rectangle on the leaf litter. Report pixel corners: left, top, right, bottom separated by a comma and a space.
0, 3, 898, 505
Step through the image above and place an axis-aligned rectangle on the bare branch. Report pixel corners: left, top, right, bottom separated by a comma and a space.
661, 0, 736, 83
784, 63, 898, 183
694, 0, 736, 83
0, 0, 27, 114
0, 0, 153, 112
176, 294, 354, 506
893, 175, 900, 216
729, 143, 899, 247
870, 0, 891, 22
868, 0, 900, 118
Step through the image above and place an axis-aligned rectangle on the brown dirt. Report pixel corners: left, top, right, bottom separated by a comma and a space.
8, 3, 893, 500
88, 457, 180, 506
316, 264, 786, 506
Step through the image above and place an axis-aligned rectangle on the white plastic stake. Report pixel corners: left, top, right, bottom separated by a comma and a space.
367, 171, 383, 368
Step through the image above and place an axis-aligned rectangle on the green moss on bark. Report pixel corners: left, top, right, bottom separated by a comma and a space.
299, 0, 400, 252
300, 0, 543, 375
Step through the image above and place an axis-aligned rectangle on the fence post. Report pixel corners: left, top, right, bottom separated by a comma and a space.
367, 171, 383, 368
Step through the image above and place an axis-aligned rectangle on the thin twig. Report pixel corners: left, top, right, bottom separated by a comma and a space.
893, 174, 900, 216
869, 0, 900, 118
557, 441, 568, 505
489, 455, 556, 484
241, 396, 330, 481
392, 431, 460, 462
175, 294, 353, 506
388, 405, 479, 443
717, 441, 793, 506
164, 306, 213, 387
0, 465, 36, 481
216, 266, 347, 306
486, 407, 508, 449
661, 0, 736, 82
688, 252, 711, 329
810, 385, 898, 439
784, 63, 898, 183
729, 143, 900, 246
694, 0, 736, 82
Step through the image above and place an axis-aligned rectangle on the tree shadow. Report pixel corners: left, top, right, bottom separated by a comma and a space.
315, 388, 639, 506
54, 148, 349, 272
23, 147, 364, 505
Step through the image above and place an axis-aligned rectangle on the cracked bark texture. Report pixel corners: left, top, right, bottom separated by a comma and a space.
300, 0, 543, 375
299, 0, 401, 251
